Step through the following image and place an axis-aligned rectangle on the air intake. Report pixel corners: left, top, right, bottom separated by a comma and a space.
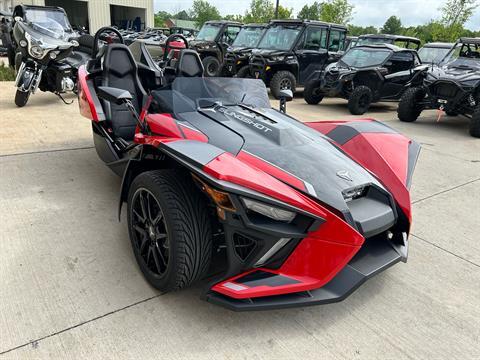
233, 234, 256, 261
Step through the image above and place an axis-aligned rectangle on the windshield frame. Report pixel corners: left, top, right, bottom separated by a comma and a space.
338, 46, 393, 68
257, 24, 302, 51
195, 23, 222, 42
418, 46, 451, 64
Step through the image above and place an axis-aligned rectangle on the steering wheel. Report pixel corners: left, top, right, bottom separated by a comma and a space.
163, 34, 189, 62
92, 26, 125, 58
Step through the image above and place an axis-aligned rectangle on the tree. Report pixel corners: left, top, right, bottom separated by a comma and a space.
298, 2, 322, 20
191, 0, 221, 27
439, 0, 478, 41
348, 25, 378, 36
244, 0, 292, 23
223, 14, 244, 22
319, 0, 354, 25
381, 16, 402, 34
154, 11, 171, 27
174, 10, 191, 21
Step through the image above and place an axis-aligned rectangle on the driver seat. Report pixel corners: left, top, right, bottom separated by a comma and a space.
102, 43, 146, 140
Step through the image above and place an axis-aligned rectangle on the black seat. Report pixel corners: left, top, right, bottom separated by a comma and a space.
102, 43, 146, 140
176, 49, 204, 77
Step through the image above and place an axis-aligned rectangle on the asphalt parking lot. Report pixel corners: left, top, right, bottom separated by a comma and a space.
0, 79, 479, 359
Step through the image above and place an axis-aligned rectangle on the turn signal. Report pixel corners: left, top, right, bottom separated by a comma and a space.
192, 175, 236, 212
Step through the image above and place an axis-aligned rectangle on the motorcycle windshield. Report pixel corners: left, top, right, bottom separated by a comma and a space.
152, 77, 271, 114
25, 9, 71, 40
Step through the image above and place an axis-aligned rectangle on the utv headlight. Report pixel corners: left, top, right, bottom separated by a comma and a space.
269, 56, 285, 62
242, 197, 296, 222
30, 45, 45, 59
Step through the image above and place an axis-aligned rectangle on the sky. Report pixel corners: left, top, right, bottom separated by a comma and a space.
153, 0, 480, 30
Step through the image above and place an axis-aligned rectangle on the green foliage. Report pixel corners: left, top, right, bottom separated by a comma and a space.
154, 10, 171, 27
298, 2, 322, 20
381, 16, 402, 34
223, 14, 244, 22
0, 62, 15, 81
244, 0, 292, 23
438, 0, 479, 41
319, 0, 354, 25
191, 0, 221, 28
347, 25, 378, 36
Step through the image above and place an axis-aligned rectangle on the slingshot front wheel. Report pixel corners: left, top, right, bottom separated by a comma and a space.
127, 169, 212, 292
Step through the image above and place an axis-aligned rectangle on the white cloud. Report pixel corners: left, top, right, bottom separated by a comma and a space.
154, 0, 480, 29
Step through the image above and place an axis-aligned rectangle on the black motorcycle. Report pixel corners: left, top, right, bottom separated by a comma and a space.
11, 5, 85, 107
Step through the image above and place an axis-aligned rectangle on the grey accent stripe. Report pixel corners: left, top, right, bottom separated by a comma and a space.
406, 140, 421, 189
160, 140, 225, 168
327, 121, 398, 145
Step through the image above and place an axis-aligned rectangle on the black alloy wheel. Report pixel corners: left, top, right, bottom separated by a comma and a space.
131, 188, 169, 277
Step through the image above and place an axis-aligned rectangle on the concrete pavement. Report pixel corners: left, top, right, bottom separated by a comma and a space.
0, 82, 479, 359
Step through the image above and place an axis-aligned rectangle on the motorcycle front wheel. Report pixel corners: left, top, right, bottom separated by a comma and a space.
15, 89, 31, 107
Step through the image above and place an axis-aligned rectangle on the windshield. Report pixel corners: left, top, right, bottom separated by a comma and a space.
232, 27, 265, 48
357, 37, 393, 46
339, 47, 392, 68
418, 46, 451, 64
196, 24, 221, 41
257, 25, 301, 51
24, 9, 71, 39
151, 77, 270, 114
442, 43, 480, 70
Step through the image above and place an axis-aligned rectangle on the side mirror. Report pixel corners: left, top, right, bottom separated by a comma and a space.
97, 86, 132, 105
279, 89, 293, 113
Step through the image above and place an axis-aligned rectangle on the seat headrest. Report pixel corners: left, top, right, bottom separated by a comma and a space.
103, 44, 138, 77
176, 49, 204, 77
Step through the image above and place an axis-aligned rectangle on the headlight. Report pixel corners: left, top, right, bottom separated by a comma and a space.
19, 40, 27, 47
30, 45, 45, 59
49, 51, 57, 59
242, 197, 296, 222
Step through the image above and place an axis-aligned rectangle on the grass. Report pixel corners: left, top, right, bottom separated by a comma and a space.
0, 61, 16, 81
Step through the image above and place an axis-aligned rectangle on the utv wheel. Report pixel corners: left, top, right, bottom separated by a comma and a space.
398, 87, 426, 122
14, 90, 30, 107
348, 86, 372, 115
270, 71, 296, 99
470, 106, 480, 138
202, 56, 221, 77
235, 66, 251, 78
127, 169, 212, 292
304, 80, 324, 105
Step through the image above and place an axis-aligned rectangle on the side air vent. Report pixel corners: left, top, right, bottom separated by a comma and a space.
233, 234, 257, 261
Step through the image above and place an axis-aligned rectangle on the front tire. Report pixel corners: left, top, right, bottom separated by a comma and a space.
470, 106, 480, 138
398, 87, 426, 122
235, 65, 251, 78
14, 89, 30, 107
348, 85, 373, 115
304, 80, 324, 105
270, 70, 296, 99
127, 169, 212, 292
202, 56, 221, 77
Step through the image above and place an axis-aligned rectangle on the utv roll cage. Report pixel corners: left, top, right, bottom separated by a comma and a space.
357, 34, 421, 50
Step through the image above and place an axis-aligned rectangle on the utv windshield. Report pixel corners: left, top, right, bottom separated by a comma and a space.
339, 47, 392, 68
257, 25, 301, 51
196, 23, 221, 41
232, 27, 265, 48
441, 43, 480, 70
151, 77, 271, 114
418, 46, 451, 64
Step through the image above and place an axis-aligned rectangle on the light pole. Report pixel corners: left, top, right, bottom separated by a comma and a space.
275, 0, 279, 18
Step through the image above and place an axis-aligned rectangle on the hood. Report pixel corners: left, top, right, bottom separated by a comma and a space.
251, 48, 289, 57
187, 105, 384, 214
229, 46, 254, 55
190, 40, 216, 49
427, 64, 480, 84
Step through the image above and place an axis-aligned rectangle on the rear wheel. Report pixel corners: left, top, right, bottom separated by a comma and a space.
270, 70, 296, 100
348, 85, 372, 115
202, 56, 221, 77
127, 169, 212, 292
470, 106, 480, 138
236, 66, 251, 78
304, 80, 324, 105
398, 87, 426, 122
14, 89, 30, 107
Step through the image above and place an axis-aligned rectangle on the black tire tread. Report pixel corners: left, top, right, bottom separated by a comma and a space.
270, 70, 296, 99
128, 169, 212, 292
202, 56, 221, 77
304, 80, 324, 105
397, 87, 425, 122
235, 65, 251, 78
15, 90, 30, 107
348, 85, 372, 115
470, 106, 480, 138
